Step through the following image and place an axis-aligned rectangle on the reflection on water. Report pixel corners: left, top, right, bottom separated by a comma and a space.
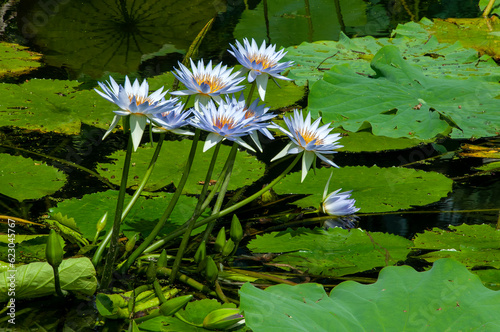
17, 0, 224, 77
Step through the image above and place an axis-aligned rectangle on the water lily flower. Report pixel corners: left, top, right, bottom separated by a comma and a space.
271, 109, 343, 182
150, 100, 194, 136
170, 59, 245, 111
321, 173, 360, 216
95, 76, 173, 151
225, 93, 276, 152
228, 38, 294, 101
189, 99, 264, 152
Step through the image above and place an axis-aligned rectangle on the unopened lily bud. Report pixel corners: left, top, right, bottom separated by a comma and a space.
157, 249, 168, 268
204, 256, 218, 284
230, 215, 243, 243
125, 233, 138, 252
194, 241, 206, 264
46, 229, 63, 268
203, 308, 245, 330
214, 227, 226, 253
96, 212, 108, 233
222, 239, 235, 257
146, 260, 156, 283
159, 295, 193, 316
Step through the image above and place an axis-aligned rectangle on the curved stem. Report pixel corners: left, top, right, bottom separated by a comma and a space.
169, 142, 222, 282
100, 120, 133, 289
144, 154, 301, 253
92, 134, 166, 267
52, 266, 65, 297
120, 130, 201, 273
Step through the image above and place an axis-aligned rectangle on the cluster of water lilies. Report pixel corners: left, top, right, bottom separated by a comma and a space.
94, 38, 360, 287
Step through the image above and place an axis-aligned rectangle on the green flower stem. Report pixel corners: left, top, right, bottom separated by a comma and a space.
92, 134, 166, 267
228, 267, 297, 286
145, 154, 301, 253
169, 142, 222, 283
245, 81, 257, 107
101, 119, 134, 289
119, 129, 201, 274
52, 266, 65, 297
214, 281, 230, 303
201, 143, 238, 243
156, 267, 216, 296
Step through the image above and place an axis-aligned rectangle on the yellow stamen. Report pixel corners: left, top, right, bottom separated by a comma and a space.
195, 74, 226, 94
248, 53, 275, 70
296, 129, 323, 146
214, 115, 235, 130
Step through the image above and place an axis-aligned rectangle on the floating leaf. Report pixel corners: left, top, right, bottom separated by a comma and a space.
0, 42, 41, 78
0, 234, 65, 263
0, 79, 116, 134
413, 224, 500, 269
0, 153, 67, 201
284, 19, 500, 86
138, 299, 237, 332
240, 259, 500, 331
309, 45, 500, 139
0, 257, 97, 302
273, 166, 453, 213
97, 140, 265, 194
248, 227, 412, 276
49, 190, 206, 240
335, 129, 434, 152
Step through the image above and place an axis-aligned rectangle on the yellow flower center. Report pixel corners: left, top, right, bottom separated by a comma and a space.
129, 94, 153, 106
248, 53, 275, 70
296, 129, 323, 146
214, 115, 235, 130
195, 74, 225, 94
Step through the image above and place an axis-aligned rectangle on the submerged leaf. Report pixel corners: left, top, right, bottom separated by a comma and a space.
240, 259, 500, 331
0, 42, 41, 78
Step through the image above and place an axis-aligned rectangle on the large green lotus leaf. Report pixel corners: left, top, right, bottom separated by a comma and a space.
240, 258, 500, 331
309, 45, 500, 139
97, 140, 264, 194
335, 129, 434, 152
0, 154, 67, 201
0, 257, 97, 302
273, 166, 453, 213
49, 190, 204, 240
26, 0, 223, 77
0, 79, 117, 134
248, 227, 412, 276
234, 0, 367, 49
138, 299, 237, 332
0, 42, 41, 78
285, 21, 500, 86
413, 224, 500, 269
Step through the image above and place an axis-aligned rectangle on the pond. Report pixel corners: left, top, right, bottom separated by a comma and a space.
0, 0, 499, 331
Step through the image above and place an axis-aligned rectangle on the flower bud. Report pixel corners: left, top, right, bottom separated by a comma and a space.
214, 227, 226, 253
230, 215, 243, 243
146, 260, 156, 283
203, 308, 245, 330
157, 249, 168, 269
96, 212, 108, 233
46, 229, 63, 268
159, 295, 193, 316
125, 233, 138, 252
204, 256, 218, 284
222, 239, 235, 257
194, 241, 206, 264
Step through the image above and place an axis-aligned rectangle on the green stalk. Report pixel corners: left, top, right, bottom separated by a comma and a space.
120, 129, 201, 274
52, 266, 65, 297
145, 154, 301, 253
92, 134, 166, 267
201, 143, 238, 243
100, 120, 133, 289
245, 81, 256, 107
169, 142, 222, 283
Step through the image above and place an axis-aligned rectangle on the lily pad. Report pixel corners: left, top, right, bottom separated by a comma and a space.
234, 0, 367, 48
308, 45, 500, 139
0, 42, 41, 78
335, 129, 434, 152
284, 19, 500, 87
413, 224, 500, 269
248, 227, 412, 277
0, 234, 65, 263
0, 79, 117, 134
97, 140, 265, 194
240, 258, 500, 331
49, 190, 206, 240
0, 257, 97, 302
273, 166, 453, 213
0, 153, 67, 201
138, 299, 237, 332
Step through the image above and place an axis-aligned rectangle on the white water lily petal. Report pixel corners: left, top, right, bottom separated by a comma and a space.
130, 115, 148, 151
271, 141, 294, 162
102, 114, 121, 140
256, 74, 269, 101
204, 133, 224, 152
301, 151, 315, 182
